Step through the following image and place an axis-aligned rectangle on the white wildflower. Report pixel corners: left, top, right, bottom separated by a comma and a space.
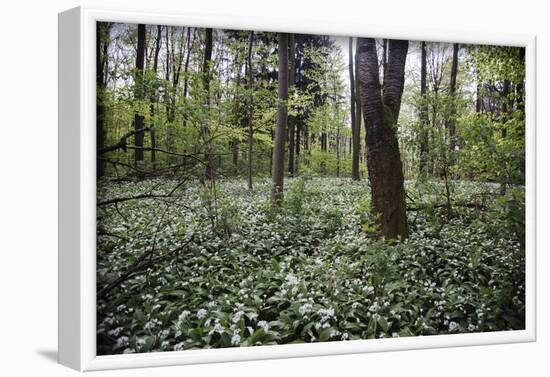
179, 310, 191, 321
299, 303, 313, 316
448, 321, 459, 332
231, 334, 241, 346
197, 308, 208, 319
317, 307, 335, 322
116, 336, 129, 346
232, 310, 244, 324
257, 320, 269, 332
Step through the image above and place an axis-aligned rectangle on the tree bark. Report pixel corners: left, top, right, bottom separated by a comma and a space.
134, 24, 146, 166
182, 28, 195, 129
288, 34, 296, 176
357, 38, 409, 239
271, 33, 289, 206
149, 25, 162, 168
355, 38, 363, 165
96, 22, 110, 178
202, 28, 214, 179
247, 31, 254, 190
418, 41, 429, 176
349, 37, 360, 180
448, 43, 459, 153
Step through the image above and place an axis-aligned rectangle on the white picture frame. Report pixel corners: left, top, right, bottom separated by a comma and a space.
58, 5, 537, 371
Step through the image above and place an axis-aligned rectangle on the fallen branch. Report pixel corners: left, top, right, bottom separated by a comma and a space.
97, 176, 191, 206
407, 202, 488, 212
97, 234, 195, 300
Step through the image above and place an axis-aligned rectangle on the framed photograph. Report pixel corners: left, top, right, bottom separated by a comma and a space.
58, 6, 536, 371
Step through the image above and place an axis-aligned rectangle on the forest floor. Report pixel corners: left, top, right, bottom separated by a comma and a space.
96, 177, 525, 355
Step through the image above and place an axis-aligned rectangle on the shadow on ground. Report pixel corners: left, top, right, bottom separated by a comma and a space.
36, 349, 57, 363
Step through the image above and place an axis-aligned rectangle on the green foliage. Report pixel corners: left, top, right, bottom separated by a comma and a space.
457, 111, 525, 185
97, 178, 525, 354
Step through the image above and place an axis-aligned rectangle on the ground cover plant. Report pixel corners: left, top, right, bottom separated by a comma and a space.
96, 23, 526, 354
97, 178, 525, 354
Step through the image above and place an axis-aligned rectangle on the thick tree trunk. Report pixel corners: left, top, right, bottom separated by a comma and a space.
288, 34, 296, 176
134, 24, 146, 166
271, 33, 289, 206
357, 38, 409, 240
349, 37, 360, 181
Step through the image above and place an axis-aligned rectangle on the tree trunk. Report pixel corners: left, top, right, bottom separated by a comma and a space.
476, 81, 482, 113
232, 53, 243, 168
149, 25, 162, 168
202, 28, 213, 179
271, 33, 289, 206
247, 31, 254, 190
134, 24, 146, 166
357, 38, 409, 240
295, 54, 302, 165
182, 27, 194, 129
96, 23, 109, 178
349, 37, 360, 180
287, 34, 296, 176
382, 39, 388, 88
355, 39, 363, 166
418, 41, 429, 176
501, 79, 511, 138
448, 43, 459, 153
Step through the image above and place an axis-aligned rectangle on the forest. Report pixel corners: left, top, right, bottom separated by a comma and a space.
96, 22, 526, 355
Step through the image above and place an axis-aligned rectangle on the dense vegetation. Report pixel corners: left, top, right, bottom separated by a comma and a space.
96, 23, 525, 354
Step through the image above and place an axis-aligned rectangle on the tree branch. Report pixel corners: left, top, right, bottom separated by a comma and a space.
97, 127, 154, 155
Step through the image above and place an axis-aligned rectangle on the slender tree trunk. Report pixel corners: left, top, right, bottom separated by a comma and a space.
149, 25, 162, 168
476, 81, 482, 113
336, 113, 341, 177
271, 33, 289, 206
419, 41, 429, 176
295, 55, 302, 169
288, 34, 296, 176
231, 53, 243, 167
516, 48, 525, 114
357, 38, 409, 240
202, 28, 214, 180
96, 23, 109, 178
502, 79, 510, 138
182, 28, 194, 129
349, 37, 360, 180
247, 31, 254, 190
134, 24, 146, 166
355, 39, 363, 167
448, 43, 459, 153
